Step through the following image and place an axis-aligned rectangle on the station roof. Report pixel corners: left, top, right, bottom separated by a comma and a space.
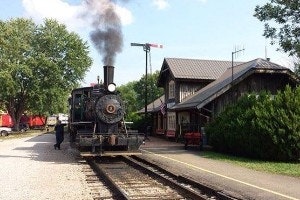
138, 95, 165, 114
157, 58, 243, 86
171, 58, 299, 111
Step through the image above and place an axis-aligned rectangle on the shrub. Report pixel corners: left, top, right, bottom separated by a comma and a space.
206, 86, 300, 161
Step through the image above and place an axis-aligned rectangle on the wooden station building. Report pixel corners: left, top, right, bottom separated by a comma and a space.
143, 57, 299, 140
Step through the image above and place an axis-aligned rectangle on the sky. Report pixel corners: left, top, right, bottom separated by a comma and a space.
0, 0, 294, 87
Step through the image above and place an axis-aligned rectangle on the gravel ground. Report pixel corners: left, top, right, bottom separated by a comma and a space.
0, 133, 94, 200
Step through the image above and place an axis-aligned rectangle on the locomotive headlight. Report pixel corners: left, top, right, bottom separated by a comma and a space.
107, 83, 116, 92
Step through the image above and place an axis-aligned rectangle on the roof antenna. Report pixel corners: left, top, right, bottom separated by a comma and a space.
231, 45, 245, 83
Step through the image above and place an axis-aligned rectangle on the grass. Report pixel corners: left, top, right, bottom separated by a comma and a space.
202, 151, 300, 177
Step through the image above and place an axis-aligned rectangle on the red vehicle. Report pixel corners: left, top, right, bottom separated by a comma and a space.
1, 113, 46, 131
184, 132, 203, 150
0, 113, 13, 128
20, 115, 46, 130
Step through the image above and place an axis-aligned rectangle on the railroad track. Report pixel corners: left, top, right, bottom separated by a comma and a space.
86, 156, 240, 200
88, 156, 183, 199
79, 159, 115, 199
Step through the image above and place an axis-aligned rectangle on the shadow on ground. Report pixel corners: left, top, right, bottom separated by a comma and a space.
5, 132, 82, 164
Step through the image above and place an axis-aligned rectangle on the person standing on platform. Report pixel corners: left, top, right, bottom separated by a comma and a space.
54, 119, 65, 150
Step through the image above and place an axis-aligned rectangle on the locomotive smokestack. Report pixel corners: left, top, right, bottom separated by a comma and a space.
103, 65, 114, 87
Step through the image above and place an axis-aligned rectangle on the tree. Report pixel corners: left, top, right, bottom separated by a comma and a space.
0, 18, 92, 130
293, 57, 300, 76
118, 81, 141, 123
254, 1, 300, 58
133, 70, 164, 110
118, 70, 164, 129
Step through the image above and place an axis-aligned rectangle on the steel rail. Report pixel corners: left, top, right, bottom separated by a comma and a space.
129, 155, 240, 200
87, 158, 129, 200
123, 156, 209, 200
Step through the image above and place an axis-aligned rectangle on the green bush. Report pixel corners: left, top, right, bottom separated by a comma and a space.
206, 86, 300, 161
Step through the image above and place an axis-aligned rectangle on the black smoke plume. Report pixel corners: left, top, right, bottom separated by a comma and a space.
84, 0, 124, 66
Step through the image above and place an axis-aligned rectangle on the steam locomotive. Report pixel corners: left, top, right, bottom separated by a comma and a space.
68, 66, 144, 156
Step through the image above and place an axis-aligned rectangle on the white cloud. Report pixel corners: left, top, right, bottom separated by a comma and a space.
22, 0, 133, 31
152, 0, 206, 10
22, 0, 82, 29
152, 0, 170, 10
115, 4, 133, 25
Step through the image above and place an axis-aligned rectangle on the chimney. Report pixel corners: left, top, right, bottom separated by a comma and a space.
103, 65, 114, 87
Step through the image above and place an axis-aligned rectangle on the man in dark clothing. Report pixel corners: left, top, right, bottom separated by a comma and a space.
54, 120, 65, 150
144, 125, 151, 141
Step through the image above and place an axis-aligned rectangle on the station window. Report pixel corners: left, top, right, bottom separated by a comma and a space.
167, 112, 176, 130
169, 80, 175, 99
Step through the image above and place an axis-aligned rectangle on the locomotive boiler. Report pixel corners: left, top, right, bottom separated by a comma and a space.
68, 66, 144, 156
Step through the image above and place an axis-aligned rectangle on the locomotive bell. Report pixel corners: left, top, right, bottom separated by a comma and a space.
103, 65, 114, 88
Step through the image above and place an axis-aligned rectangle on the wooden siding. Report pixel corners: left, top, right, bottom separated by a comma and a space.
164, 78, 215, 134
212, 73, 296, 115
179, 83, 205, 102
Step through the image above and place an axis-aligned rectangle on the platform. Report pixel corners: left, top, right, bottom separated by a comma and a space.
139, 136, 300, 200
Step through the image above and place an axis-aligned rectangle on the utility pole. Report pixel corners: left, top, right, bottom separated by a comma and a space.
131, 42, 163, 135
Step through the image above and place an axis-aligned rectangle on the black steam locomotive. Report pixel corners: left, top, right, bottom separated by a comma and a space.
68, 66, 144, 156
